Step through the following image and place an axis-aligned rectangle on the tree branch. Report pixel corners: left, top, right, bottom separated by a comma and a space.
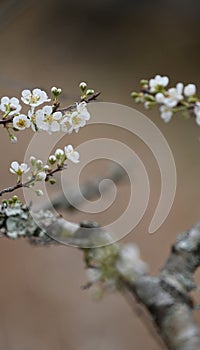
1, 201, 200, 349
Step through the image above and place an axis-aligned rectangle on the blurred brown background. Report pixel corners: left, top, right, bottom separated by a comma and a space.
0, 0, 200, 349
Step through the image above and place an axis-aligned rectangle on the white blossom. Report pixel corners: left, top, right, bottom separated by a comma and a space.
184, 84, 196, 97
60, 115, 73, 134
10, 161, 30, 175
64, 145, 80, 163
68, 102, 90, 133
160, 105, 173, 122
35, 106, 62, 134
36, 171, 46, 181
21, 88, 50, 107
0, 96, 22, 115
164, 83, 183, 107
149, 75, 169, 93
155, 92, 165, 103
13, 114, 31, 130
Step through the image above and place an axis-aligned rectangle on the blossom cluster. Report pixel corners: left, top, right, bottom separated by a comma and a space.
131, 75, 200, 124
9, 145, 79, 196
0, 83, 94, 143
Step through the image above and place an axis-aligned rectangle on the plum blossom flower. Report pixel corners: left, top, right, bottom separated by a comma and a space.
13, 114, 31, 130
68, 102, 90, 133
10, 161, 30, 175
155, 92, 165, 103
184, 84, 196, 97
35, 106, 62, 134
64, 145, 80, 163
149, 75, 169, 92
60, 114, 73, 134
164, 83, 183, 108
0, 96, 22, 115
160, 105, 173, 122
21, 88, 50, 107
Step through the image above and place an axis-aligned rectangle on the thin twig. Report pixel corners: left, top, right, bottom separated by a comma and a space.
0, 166, 65, 197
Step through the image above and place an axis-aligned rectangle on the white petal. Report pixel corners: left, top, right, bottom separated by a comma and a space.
43, 105, 52, 115
1, 96, 9, 105
53, 111, 62, 120
11, 161, 19, 172
22, 89, 31, 97
50, 121, 60, 132
10, 97, 19, 106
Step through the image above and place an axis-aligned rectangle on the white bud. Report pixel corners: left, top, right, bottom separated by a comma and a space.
49, 155, 56, 164
79, 81, 87, 91
184, 84, 196, 97
9, 134, 18, 143
55, 148, 64, 159
35, 189, 44, 196
44, 165, 50, 172
36, 159, 43, 170
36, 171, 46, 181
30, 156, 36, 165
51, 86, 62, 95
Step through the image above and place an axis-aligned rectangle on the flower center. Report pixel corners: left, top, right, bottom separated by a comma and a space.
72, 115, 81, 125
44, 114, 53, 123
17, 119, 26, 128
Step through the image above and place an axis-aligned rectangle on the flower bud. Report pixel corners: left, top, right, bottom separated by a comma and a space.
35, 189, 44, 196
49, 155, 56, 164
79, 82, 87, 92
36, 172, 46, 181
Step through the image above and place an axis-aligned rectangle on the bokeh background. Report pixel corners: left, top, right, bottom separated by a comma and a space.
0, 0, 200, 349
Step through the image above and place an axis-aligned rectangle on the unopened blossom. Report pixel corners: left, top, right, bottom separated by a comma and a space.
35, 189, 44, 196
79, 81, 87, 90
21, 88, 50, 107
149, 75, 169, 93
0, 96, 22, 115
55, 148, 64, 159
35, 106, 62, 134
49, 155, 56, 164
10, 161, 30, 175
51, 86, 62, 95
36, 171, 46, 181
64, 145, 80, 163
68, 102, 90, 133
164, 83, 183, 107
184, 84, 196, 97
13, 114, 31, 130
160, 105, 173, 122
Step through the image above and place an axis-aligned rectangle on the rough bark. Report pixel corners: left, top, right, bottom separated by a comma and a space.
1, 203, 200, 349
